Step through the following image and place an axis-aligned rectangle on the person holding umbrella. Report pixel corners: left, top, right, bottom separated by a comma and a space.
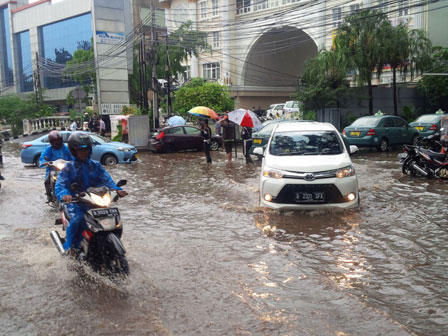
218, 114, 235, 162
241, 125, 254, 164
200, 119, 212, 163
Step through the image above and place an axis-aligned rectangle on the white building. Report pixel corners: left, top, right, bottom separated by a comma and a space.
160, 0, 430, 109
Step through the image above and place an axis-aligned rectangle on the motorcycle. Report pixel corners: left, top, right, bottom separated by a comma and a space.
400, 144, 448, 178
50, 180, 129, 277
46, 158, 68, 207
416, 132, 443, 152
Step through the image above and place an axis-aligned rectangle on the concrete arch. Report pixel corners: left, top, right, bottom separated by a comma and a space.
241, 26, 318, 87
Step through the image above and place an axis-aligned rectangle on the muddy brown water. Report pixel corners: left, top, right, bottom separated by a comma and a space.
0, 142, 447, 336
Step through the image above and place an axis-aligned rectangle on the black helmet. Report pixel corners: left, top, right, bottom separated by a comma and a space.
68, 132, 92, 158
48, 130, 63, 149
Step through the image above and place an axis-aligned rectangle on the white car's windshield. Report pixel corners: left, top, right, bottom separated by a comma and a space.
269, 130, 343, 156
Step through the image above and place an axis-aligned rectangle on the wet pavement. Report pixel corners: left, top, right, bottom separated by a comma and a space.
0, 141, 447, 336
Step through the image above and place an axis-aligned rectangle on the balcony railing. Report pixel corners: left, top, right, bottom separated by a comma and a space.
22, 116, 72, 135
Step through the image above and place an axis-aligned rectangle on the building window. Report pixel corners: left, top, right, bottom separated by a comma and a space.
378, 0, 388, 13
202, 62, 220, 79
200, 1, 207, 19
332, 8, 342, 28
236, 0, 251, 14
1, 7, 13, 86
255, 0, 268, 11
212, 32, 220, 49
40, 13, 92, 89
350, 3, 360, 13
212, 0, 219, 16
282, 0, 299, 5
399, 0, 410, 16
184, 65, 191, 81
16, 30, 33, 92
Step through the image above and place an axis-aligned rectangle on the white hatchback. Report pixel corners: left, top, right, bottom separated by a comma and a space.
254, 122, 359, 210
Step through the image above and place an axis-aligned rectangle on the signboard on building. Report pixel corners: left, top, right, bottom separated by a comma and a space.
101, 103, 128, 115
96, 31, 125, 45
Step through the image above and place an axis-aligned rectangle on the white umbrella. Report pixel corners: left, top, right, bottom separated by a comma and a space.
227, 109, 262, 128
167, 115, 186, 126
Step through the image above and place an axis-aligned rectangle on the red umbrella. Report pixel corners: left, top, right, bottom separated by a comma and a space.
227, 109, 262, 128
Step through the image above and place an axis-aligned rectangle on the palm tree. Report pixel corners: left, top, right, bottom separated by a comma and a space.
380, 22, 432, 115
335, 10, 389, 115
297, 39, 351, 110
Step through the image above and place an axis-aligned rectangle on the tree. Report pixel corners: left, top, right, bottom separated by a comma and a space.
296, 40, 351, 111
172, 78, 233, 116
335, 10, 389, 115
128, 21, 209, 113
380, 22, 432, 115
0, 94, 55, 135
418, 46, 448, 112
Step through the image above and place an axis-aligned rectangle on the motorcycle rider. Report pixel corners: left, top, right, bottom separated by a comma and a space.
39, 130, 72, 203
55, 132, 128, 254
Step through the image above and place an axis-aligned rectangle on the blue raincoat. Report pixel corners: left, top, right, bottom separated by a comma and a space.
39, 144, 73, 178
55, 158, 122, 250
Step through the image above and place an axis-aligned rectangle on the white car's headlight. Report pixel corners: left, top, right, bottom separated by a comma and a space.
262, 167, 284, 179
336, 165, 356, 178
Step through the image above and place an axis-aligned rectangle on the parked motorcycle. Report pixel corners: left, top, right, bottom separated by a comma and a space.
46, 159, 68, 207
50, 180, 129, 277
416, 132, 443, 152
400, 144, 448, 178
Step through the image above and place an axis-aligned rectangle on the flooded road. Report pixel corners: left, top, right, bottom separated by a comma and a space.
0, 142, 447, 335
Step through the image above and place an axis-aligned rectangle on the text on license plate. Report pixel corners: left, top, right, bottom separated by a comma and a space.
350, 131, 361, 137
296, 192, 325, 203
414, 126, 424, 131
253, 139, 262, 144
92, 208, 119, 217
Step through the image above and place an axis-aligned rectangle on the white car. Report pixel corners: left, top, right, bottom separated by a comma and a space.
254, 122, 359, 210
265, 103, 284, 119
283, 100, 301, 119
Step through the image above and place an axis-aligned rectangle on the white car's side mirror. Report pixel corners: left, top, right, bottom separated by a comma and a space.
253, 147, 264, 156
349, 145, 359, 154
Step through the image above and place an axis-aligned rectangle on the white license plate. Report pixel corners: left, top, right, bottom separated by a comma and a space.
296, 192, 325, 203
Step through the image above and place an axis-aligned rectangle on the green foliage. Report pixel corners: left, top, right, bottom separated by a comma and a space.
418, 46, 448, 112
172, 78, 234, 116
302, 111, 316, 121
0, 93, 56, 135
402, 105, 417, 123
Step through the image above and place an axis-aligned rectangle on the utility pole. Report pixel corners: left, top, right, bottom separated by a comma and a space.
34, 52, 43, 109
165, 30, 172, 117
150, 1, 159, 128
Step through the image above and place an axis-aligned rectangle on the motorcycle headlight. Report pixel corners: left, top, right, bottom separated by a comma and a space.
90, 192, 111, 207
55, 162, 66, 170
262, 167, 284, 179
336, 165, 356, 178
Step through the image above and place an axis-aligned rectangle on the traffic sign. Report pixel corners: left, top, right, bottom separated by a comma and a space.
71, 87, 86, 100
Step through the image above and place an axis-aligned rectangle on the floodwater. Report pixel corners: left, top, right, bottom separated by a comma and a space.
0, 142, 447, 336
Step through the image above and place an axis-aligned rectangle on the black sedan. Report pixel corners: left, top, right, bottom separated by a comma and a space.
149, 125, 222, 153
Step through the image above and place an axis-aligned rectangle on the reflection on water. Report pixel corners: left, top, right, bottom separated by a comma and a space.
0, 144, 446, 335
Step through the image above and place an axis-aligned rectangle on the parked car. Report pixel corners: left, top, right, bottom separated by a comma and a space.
343, 115, 419, 151
282, 100, 301, 118
265, 103, 284, 119
21, 131, 138, 166
254, 122, 359, 210
409, 113, 445, 138
149, 125, 222, 153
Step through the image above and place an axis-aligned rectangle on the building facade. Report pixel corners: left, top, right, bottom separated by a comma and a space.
0, 0, 132, 115
161, 0, 443, 109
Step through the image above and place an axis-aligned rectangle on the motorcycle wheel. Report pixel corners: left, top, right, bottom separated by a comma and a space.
402, 158, 418, 176
108, 254, 129, 276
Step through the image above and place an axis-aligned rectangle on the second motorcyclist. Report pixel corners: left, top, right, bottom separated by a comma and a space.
55, 132, 127, 254
39, 130, 72, 203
